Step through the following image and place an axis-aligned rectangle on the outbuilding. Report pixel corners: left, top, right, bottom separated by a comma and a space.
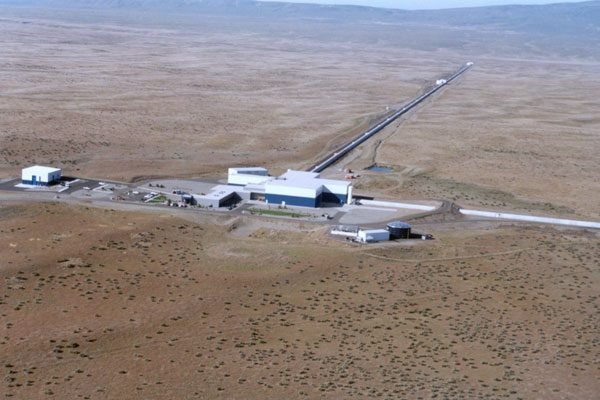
358, 229, 390, 243
387, 221, 412, 239
195, 185, 243, 208
21, 165, 62, 186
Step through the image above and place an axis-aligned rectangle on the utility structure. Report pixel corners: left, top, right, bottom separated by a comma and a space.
21, 165, 62, 186
308, 62, 474, 173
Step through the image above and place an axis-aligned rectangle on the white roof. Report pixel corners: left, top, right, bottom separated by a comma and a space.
196, 185, 237, 201
244, 183, 266, 192
360, 229, 389, 234
22, 165, 61, 174
318, 178, 352, 188
230, 167, 268, 173
269, 170, 322, 190
267, 169, 351, 190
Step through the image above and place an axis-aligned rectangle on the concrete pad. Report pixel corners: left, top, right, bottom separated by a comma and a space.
14, 183, 62, 192
340, 204, 436, 224
248, 202, 338, 218
143, 179, 217, 196
340, 208, 396, 224
359, 199, 441, 211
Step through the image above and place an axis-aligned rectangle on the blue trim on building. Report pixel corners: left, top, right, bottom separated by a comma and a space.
22, 180, 49, 186
265, 194, 321, 208
322, 192, 347, 204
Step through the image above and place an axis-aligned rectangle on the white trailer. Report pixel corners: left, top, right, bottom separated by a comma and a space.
358, 229, 390, 243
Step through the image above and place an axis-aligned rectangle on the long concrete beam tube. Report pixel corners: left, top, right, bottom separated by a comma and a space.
460, 209, 600, 229
308, 62, 474, 173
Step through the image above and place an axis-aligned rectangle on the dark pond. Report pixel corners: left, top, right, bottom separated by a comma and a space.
367, 165, 393, 173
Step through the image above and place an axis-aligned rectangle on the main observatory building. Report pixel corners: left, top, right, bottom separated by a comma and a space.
228, 168, 352, 208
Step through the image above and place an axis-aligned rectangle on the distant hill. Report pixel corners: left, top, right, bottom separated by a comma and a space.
407, 1, 600, 37
1, 0, 599, 38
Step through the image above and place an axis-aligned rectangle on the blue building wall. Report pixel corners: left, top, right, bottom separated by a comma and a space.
322, 192, 347, 204
21, 180, 49, 186
266, 194, 321, 208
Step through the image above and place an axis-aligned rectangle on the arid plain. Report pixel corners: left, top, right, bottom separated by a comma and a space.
1, 4, 599, 399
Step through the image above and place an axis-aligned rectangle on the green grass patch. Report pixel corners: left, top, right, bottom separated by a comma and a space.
248, 207, 311, 218
148, 195, 167, 204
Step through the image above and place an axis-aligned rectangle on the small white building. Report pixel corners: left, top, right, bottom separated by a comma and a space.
21, 165, 62, 186
228, 167, 269, 186
358, 229, 390, 243
330, 225, 360, 239
194, 185, 244, 208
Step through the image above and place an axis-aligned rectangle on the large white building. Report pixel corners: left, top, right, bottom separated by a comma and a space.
265, 170, 352, 208
225, 167, 352, 208
21, 165, 62, 186
228, 167, 269, 186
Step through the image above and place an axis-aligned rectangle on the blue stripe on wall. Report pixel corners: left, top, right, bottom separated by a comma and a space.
21, 180, 49, 186
265, 194, 320, 208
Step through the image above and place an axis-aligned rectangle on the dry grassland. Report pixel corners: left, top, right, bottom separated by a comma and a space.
0, 15, 454, 181
356, 58, 600, 219
1, 8, 599, 400
1, 202, 599, 399
1, 13, 598, 220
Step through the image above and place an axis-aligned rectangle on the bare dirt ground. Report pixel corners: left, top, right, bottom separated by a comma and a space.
1, 6, 599, 400
350, 57, 600, 219
1, 10, 598, 220
1, 202, 599, 399
0, 12, 454, 181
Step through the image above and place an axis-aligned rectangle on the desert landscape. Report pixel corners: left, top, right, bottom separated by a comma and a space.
1, 202, 599, 399
349, 57, 600, 220
1, 0, 599, 399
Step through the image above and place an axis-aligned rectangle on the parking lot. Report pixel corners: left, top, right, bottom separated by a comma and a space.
138, 179, 219, 197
